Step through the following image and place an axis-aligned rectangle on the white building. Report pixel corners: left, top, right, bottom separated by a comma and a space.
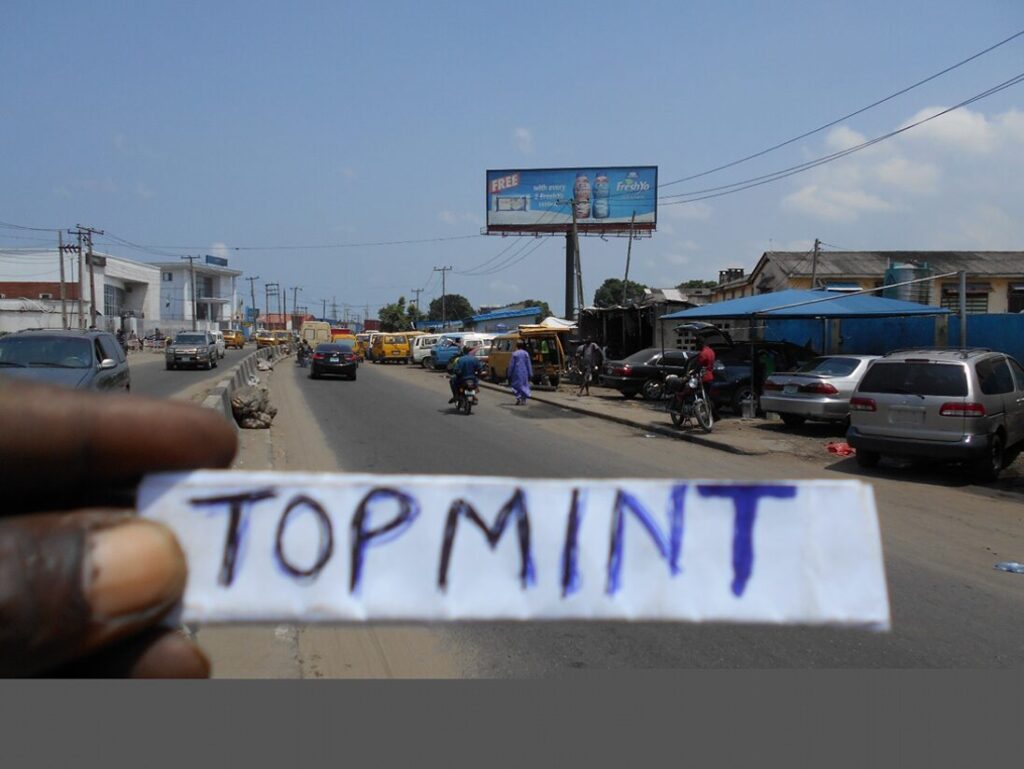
0, 248, 161, 335
0, 249, 241, 336
150, 258, 242, 334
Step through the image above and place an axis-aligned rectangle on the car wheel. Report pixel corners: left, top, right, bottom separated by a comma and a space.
855, 449, 880, 468
780, 413, 806, 428
424, 356, 433, 370
349, 372, 357, 381
641, 378, 662, 401
970, 433, 1005, 483
731, 385, 754, 414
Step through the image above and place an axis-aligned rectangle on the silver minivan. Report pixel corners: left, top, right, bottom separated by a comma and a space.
413, 334, 440, 367
846, 348, 1024, 481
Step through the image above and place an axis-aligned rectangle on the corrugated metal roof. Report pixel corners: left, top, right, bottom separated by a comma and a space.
765, 251, 1024, 277
662, 289, 950, 320
468, 306, 544, 322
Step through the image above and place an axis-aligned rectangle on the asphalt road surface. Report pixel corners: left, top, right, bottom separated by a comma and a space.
266, 360, 1024, 672
130, 347, 251, 399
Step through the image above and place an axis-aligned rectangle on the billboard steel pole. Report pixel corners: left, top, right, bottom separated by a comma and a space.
564, 233, 574, 320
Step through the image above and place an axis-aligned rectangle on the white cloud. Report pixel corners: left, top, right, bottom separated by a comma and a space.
664, 201, 713, 221
873, 156, 940, 195
438, 210, 483, 227
782, 184, 892, 222
901, 106, 996, 154
514, 127, 534, 155
209, 242, 231, 260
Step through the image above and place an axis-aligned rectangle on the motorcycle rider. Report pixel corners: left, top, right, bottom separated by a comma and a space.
694, 337, 716, 384
448, 344, 485, 404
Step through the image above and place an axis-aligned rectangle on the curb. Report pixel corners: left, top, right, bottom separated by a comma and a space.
476, 379, 769, 457
200, 345, 291, 429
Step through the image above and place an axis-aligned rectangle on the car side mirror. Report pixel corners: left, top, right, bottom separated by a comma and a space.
99, 358, 118, 370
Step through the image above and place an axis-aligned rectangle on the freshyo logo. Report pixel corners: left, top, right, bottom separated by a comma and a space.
616, 171, 650, 193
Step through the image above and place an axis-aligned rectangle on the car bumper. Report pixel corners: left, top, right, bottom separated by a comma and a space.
761, 394, 850, 419
312, 361, 357, 375
846, 426, 993, 460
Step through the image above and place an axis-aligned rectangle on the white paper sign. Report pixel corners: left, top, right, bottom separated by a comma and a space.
138, 471, 890, 629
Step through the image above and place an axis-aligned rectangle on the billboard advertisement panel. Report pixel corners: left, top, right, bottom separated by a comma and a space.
486, 166, 657, 234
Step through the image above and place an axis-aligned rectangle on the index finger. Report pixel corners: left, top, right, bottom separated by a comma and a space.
0, 379, 237, 513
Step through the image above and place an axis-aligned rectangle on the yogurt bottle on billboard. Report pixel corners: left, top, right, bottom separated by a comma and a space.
573, 173, 591, 219
592, 172, 610, 219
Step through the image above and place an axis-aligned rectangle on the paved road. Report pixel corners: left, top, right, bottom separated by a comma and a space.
273, 360, 1023, 671
129, 347, 251, 399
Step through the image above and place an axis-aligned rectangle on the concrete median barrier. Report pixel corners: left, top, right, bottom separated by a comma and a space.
200, 345, 291, 429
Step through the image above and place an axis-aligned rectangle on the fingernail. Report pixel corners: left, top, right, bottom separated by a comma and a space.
87, 520, 186, 621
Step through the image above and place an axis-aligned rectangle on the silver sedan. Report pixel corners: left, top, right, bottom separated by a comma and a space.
761, 355, 878, 427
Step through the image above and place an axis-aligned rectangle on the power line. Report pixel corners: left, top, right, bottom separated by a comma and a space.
660, 70, 1024, 206
658, 27, 1024, 189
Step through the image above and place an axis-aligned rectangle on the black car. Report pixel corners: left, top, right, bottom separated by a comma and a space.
599, 347, 692, 399
310, 342, 358, 380
0, 328, 131, 391
707, 341, 817, 414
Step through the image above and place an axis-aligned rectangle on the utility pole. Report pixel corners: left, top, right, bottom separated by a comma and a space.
433, 266, 453, 326
411, 287, 423, 314
246, 275, 260, 329
292, 287, 301, 328
810, 238, 821, 289
621, 211, 636, 306
321, 298, 327, 319
283, 287, 289, 329
331, 298, 338, 321
265, 282, 280, 329
75, 229, 84, 327
181, 255, 200, 330
57, 231, 68, 329
72, 225, 104, 328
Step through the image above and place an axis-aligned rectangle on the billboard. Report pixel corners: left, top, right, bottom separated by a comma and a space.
486, 166, 657, 234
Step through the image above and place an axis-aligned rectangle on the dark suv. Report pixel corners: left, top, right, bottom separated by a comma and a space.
0, 328, 131, 391
847, 348, 1024, 481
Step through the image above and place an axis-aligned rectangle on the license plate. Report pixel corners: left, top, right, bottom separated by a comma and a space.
890, 407, 925, 425
783, 384, 798, 394
329, 356, 339, 363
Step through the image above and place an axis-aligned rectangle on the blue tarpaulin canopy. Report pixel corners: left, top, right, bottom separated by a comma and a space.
661, 289, 950, 321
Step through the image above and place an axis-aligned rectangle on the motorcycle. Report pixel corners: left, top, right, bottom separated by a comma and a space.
664, 367, 714, 433
453, 377, 479, 415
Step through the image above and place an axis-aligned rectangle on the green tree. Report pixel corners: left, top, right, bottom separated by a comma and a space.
428, 293, 474, 322
593, 278, 648, 308
677, 279, 718, 289
378, 296, 413, 331
511, 299, 552, 319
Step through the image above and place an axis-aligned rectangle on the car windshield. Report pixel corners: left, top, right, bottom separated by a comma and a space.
858, 362, 968, 397
388, 336, 406, 343
0, 336, 93, 368
176, 334, 207, 344
794, 357, 862, 376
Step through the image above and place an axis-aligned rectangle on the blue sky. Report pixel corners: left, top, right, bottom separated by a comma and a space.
2, 1, 1023, 320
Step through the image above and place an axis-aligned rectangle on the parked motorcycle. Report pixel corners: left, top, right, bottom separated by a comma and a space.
664, 367, 714, 433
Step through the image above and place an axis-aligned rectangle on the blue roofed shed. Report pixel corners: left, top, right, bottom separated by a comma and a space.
463, 306, 545, 332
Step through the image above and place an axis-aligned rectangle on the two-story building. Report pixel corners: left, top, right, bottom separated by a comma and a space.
710, 251, 1024, 313
151, 256, 242, 334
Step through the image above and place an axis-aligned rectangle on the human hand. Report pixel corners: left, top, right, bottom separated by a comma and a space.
0, 379, 237, 677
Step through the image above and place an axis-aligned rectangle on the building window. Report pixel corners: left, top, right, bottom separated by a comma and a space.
104, 284, 126, 318
941, 285, 989, 314
163, 272, 173, 282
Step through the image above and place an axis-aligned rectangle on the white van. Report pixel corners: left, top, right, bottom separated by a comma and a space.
412, 334, 441, 366
300, 321, 332, 350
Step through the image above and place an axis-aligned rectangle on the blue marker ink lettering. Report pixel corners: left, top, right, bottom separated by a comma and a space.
561, 489, 584, 597
438, 488, 535, 590
696, 484, 797, 597
606, 485, 687, 595
189, 488, 277, 586
274, 494, 334, 580
350, 487, 420, 593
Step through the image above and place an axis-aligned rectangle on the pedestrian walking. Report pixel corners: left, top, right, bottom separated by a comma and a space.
508, 340, 533, 405
577, 339, 603, 396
